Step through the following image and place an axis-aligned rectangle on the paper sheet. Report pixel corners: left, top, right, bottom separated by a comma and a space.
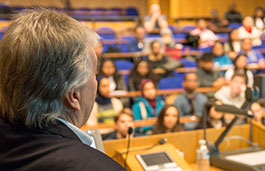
225, 150, 265, 166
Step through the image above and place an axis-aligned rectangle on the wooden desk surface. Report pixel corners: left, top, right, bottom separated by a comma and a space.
81, 116, 199, 130
189, 163, 224, 171
109, 87, 220, 98
116, 143, 191, 171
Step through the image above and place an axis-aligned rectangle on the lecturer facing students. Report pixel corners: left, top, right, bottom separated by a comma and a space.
0, 9, 124, 170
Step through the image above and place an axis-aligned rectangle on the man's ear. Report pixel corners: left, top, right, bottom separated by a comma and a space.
63, 89, 81, 112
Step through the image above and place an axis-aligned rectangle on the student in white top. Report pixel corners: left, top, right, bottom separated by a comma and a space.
190, 19, 218, 48
238, 16, 262, 46
224, 29, 241, 61
214, 73, 247, 124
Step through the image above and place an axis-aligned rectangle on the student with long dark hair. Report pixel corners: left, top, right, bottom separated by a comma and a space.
224, 29, 241, 61
212, 41, 232, 68
253, 7, 265, 32
128, 60, 159, 91
153, 105, 182, 134
197, 99, 226, 129
225, 53, 254, 87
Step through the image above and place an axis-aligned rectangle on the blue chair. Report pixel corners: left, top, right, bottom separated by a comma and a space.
253, 40, 265, 50
102, 43, 119, 53
120, 36, 135, 53
159, 76, 184, 89
182, 25, 196, 31
106, 9, 121, 17
198, 47, 212, 53
168, 25, 177, 33
228, 23, 242, 29
125, 7, 139, 16
97, 27, 116, 40
115, 60, 134, 71
90, 8, 106, 19
0, 32, 4, 40
216, 33, 228, 40
107, 8, 123, 17
173, 33, 187, 39
146, 34, 160, 38
179, 59, 197, 67
123, 74, 130, 89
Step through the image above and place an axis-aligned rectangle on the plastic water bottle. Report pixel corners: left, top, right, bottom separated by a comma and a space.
196, 139, 210, 171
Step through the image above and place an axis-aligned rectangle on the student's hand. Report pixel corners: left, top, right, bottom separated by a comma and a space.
228, 51, 237, 61
153, 11, 161, 19
213, 78, 227, 87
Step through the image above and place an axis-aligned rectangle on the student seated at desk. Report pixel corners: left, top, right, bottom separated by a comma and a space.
238, 16, 262, 46
87, 76, 123, 127
144, 4, 168, 34
212, 41, 232, 68
147, 40, 182, 79
152, 105, 182, 134
197, 99, 227, 129
214, 73, 247, 125
132, 79, 164, 134
174, 72, 208, 130
102, 109, 141, 140
240, 38, 265, 66
196, 52, 227, 87
160, 28, 182, 60
128, 60, 159, 91
224, 29, 241, 61
98, 59, 129, 106
128, 25, 146, 53
253, 7, 265, 33
225, 53, 254, 88
190, 18, 218, 48
251, 102, 265, 125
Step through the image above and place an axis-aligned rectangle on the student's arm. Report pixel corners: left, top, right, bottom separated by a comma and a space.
144, 15, 159, 33
157, 15, 168, 29
132, 102, 142, 121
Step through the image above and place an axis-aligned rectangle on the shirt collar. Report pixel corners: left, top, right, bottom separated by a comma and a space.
57, 118, 93, 146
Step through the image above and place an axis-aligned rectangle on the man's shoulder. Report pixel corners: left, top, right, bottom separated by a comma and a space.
174, 94, 187, 104
2, 133, 124, 170
0, 120, 125, 171
52, 140, 124, 170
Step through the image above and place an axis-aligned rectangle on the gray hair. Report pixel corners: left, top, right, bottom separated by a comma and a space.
0, 9, 99, 128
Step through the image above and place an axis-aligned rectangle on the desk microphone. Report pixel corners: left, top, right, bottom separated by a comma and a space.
112, 137, 167, 158
215, 104, 254, 118
128, 127, 133, 135
158, 138, 167, 145
124, 127, 133, 168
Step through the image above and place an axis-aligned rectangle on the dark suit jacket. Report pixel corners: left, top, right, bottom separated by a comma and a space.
0, 117, 125, 171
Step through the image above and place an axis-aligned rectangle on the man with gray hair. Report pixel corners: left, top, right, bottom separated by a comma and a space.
0, 9, 124, 170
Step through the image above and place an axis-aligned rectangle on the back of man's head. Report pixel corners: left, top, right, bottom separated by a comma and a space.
0, 9, 99, 128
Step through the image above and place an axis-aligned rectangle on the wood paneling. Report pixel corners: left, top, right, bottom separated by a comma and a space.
170, 0, 265, 18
